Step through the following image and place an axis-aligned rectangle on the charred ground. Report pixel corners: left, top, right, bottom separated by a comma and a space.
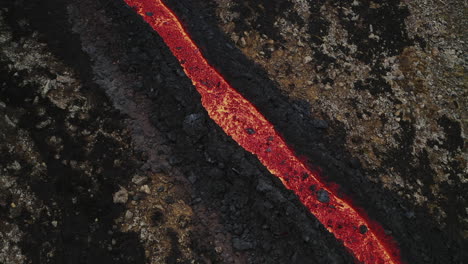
0, 0, 466, 264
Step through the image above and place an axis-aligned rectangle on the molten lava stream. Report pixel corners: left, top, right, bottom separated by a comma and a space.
123, 0, 403, 263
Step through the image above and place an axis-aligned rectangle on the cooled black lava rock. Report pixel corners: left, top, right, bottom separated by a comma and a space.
151, 210, 164, 226
317, 189, 330, 203
232, 238, 255, 251
359, 225, 368, 234
182, 113, 207, 139
311, 119, 328, 129
246, 128, 256, 135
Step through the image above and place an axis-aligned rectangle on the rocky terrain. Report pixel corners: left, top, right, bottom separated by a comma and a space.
0, 0, 466, 264
213, 0, 467, 229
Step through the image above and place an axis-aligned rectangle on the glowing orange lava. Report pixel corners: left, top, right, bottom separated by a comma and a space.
123, 0, 403, 263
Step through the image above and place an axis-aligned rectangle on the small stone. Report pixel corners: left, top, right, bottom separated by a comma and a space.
168, 156, 182, 165
132, 192, 146, 201
51, 221, 58, 227
183, 113, 206, 137
263, 201, 274, 209
188, 173, 197, 184
113, 187, 128, 204
349, 158, 360, 169
41, 80, 53, 97
256, 178, 273, 192
152, 210, 164, 224
232, 238, 254, 251
239, 37, 247, 47
56, 75, 74, 83
303, 56, 313, 64
164, 196, 175, 204
231, 33, 239, 43
9, 205, 21, 218
132, 175, 148, 185
405, 211, 415, 219
215, 246, 223, 253
311, 120, 328, 129
125, 211, 134, 220
4, 115, 16, 127
7, 161, 21, 171
140, 185, 151, 194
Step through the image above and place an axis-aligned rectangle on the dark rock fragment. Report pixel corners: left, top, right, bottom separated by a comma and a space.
132, 192, 147, 201
232, 238, 254, 251
256, 178, 273, 192
164, 196, 175, 204
311, 119, 328, 129
113, 187, 129, 204
405, 211, 415, 219
151, 210, 164, 225
246, 128, 255, 134
182, 113, 206, 138
317, 189, 330, 203
359, 225, 368, 234
168, 156, 182, 165
349, 157, 360, 169
131, 175, 148, 185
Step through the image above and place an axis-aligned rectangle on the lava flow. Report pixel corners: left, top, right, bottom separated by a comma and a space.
123, 0, 403, 263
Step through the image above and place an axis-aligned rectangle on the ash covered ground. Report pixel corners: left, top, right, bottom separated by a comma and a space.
0, 0, 466, 264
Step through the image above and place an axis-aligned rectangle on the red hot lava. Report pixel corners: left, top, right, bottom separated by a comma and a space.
123, 0, 403, 263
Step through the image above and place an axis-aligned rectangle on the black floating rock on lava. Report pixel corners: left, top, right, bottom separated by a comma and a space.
359, 225, 368, 234
246, 128, 256, 134
317, 189, 330, 203
309, 184, 317, 192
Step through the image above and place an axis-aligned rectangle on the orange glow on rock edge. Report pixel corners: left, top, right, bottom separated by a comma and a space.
122, 0, 403, 263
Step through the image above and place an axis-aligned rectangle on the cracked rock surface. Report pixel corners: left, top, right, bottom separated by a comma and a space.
1, 0, 466, 264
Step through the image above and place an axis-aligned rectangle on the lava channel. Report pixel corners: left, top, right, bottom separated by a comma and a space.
123, 0, 403, 263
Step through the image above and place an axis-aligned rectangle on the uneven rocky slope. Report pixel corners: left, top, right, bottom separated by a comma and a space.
0, 0, 466, 264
